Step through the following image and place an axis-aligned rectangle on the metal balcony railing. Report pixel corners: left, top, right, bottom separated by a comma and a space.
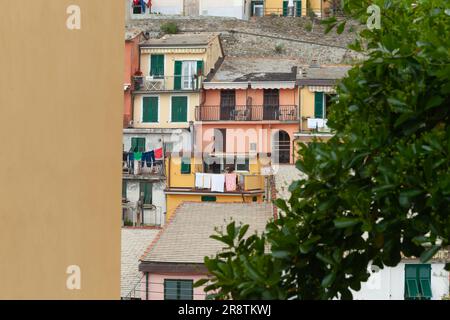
196, 105, 298, 122
132, 75, 203, 92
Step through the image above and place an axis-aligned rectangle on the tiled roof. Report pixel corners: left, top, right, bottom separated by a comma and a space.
140, 33, 218, 47
207, 57, 299, 82
140, 202, 273, 264
297, 65, 351, 85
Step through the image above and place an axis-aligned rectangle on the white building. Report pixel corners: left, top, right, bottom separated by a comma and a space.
126, 0, 251, 20
353, 257, 449, 300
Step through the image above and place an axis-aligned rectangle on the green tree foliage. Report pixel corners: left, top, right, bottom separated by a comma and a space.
197, 0, 450, 300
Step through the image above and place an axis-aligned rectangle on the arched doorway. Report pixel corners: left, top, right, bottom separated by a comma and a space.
273, 130, 291, 164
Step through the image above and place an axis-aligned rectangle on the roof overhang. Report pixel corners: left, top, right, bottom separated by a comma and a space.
204, 81, 296, 90
297, 79, 338, 86
139, 262, 208, 274
141, 47, 207, 54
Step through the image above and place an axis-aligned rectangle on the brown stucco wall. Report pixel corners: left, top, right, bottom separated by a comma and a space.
0, 1, 123, 299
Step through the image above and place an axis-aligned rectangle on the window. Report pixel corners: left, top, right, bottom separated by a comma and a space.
164, 280, 193, 300
283, 1, 302, 16
236, 157, 250, 172
150, 55, 164, 78
181, 158, 191, 174
171, 96, 188, 122
201, 196, 217, 202
405, 264, 432, 300
214, 129, 227, 153
139, 182, 153, 205
142, 96, 158, 123
131, 137, 146, 153
314, 92, 324, 119
122, 181, 127, 199
174, 61, 203, 90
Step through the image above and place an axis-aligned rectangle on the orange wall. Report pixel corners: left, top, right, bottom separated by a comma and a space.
124, 35, 140, 127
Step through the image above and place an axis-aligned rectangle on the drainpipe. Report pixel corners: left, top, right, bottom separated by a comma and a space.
145, 272, 149, 300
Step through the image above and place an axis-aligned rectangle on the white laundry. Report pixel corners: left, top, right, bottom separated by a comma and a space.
203, 174, 212, 189
195, 173, 204, 189
211, 174, 225, 193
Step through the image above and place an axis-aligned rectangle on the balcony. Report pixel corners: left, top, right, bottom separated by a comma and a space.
196, 105, 298, 122
132, 75, 203, 92
123, 159, 165, 180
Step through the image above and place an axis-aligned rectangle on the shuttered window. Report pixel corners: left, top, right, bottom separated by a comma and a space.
164, 280, 193, 300
296, 1, 302, 16
405, 264, 432, 300
174, 61, 182, 90
314, 92, 324, 118
201, 196, 217, 202
142, 96, 158, 123
131, 137, 146, 153
282, 1, 288, 16
171, 96, 188, 122
150, 54, 164, 78
139, 182, 153, 205
181, 157, 191, 174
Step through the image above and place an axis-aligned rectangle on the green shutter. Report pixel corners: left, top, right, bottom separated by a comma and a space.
140, 182, 152, 205
314, 92, 324, 118
418, 264, 432, 299
142, 96, 158, 123
131, 137, 145, 152
201, 196, 217, 202
179, 281, 193, 300
196, 61, 204, 75
181, 157, 191, 174
171, 96, 188, 122
174, 61, 182, 90
150, 54, 164, 78
296, 1, 302, 16
122, 181, 127, 199
406, 279, 420, 299
164, 280, 178, 300
282, 1, 288, 16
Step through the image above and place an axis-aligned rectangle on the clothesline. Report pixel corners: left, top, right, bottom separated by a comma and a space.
195, 173, 237, 193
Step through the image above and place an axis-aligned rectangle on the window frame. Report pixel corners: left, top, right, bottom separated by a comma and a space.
164, 279, 194, 300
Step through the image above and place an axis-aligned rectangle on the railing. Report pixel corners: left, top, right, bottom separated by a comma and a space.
133, 75, 203, 92
193, 172, 264, 192
123, 159, 165, 177
196, 105, 298, 121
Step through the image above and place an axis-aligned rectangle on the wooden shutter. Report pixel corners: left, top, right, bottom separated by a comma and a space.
296, 1, 302, 16
140, 182, 152, 205
282, 1, 288, 16
181, 157, 191, 174
142, 97, 158, 123
171, 96, 188, 122
314, 92, 324, 118
150, 54, 164, 77
201, 196, 217, 202
174, 61, 182, 90
418, 264, 432, 299
131, 137, 145, 152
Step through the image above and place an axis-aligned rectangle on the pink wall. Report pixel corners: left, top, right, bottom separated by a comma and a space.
140, 272, 208, 300
195, 123, 298, 163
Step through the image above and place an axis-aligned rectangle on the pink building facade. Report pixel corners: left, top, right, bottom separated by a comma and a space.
195, 57, 301, 164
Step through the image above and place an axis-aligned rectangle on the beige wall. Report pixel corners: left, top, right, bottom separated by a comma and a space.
0, 1, 123, 299
133, 92, 200, 128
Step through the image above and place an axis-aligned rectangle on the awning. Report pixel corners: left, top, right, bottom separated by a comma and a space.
203, 81, 296, 90
308, 86, 336, 93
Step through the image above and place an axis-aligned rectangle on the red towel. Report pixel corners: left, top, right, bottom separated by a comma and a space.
154, 148, 163, 159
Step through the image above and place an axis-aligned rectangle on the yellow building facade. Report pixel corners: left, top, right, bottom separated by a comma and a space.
132, 34, 223, 129
257, 0, 327, 17
164, 154, 267, 219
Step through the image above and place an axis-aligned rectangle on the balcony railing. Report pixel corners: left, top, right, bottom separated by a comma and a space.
133, 75, 203, 92
196, 105, 298, 122
123, 159, 165, 178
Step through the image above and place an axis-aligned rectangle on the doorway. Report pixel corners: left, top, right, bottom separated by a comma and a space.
273, 130, 291, 164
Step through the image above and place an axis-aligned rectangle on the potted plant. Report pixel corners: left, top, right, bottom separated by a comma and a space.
133, 70, 144, 90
